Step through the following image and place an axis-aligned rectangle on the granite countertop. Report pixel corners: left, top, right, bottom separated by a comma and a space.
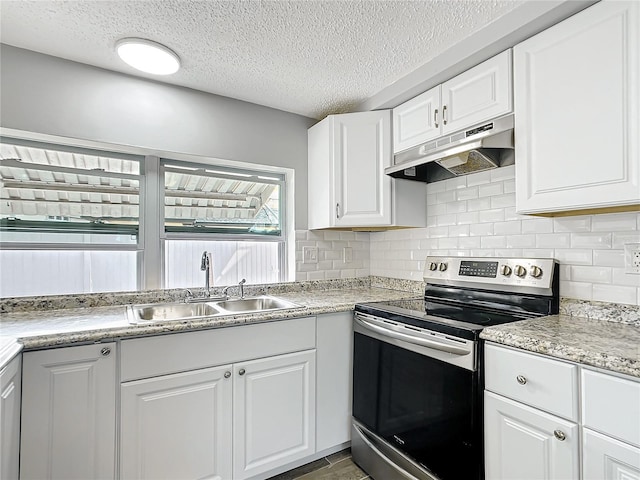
481, 314, 640, 378
0, 287, 417, 354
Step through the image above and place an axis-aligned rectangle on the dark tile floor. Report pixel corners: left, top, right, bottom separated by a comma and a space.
268, 449, 369, 480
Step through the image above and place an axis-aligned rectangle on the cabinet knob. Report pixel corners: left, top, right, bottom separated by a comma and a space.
239, 368, 246, 376
554, 430, 566, 441
100, 347, 111, 357
224, 371, 231, 379
516, 375, 527, 385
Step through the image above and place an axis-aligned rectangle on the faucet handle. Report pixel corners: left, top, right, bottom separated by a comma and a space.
239, 278, 246, 285
183, 289, 194, 302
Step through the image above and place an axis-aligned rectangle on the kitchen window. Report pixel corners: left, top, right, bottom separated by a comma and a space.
0, 138, 288, 297
161, 159, 285, 289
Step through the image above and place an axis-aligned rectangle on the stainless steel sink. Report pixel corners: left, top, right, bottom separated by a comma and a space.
126, 295, 303, 324
127, 302, 221, 324
214, 295, 301, 314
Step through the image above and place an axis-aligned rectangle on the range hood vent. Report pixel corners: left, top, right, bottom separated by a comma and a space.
386, 115, 514, 183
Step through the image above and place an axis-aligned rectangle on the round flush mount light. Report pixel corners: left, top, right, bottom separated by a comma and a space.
116, 38, 180, 75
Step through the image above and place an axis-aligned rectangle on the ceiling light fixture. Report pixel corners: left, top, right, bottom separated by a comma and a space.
116, 38, 180, 75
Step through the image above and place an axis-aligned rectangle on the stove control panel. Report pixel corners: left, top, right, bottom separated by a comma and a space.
424, 256, 557, 291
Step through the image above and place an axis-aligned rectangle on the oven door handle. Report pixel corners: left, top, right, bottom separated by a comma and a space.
354, 314, 470, 356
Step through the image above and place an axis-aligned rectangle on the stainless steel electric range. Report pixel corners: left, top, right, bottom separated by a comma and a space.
351, 256, 559, 480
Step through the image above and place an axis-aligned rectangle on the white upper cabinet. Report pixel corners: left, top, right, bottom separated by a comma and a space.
392, 86, 441, 152
392, 50, 512, 154
515, 0, 640, 215
309, 110, 425, 229
441, 50, 512, 135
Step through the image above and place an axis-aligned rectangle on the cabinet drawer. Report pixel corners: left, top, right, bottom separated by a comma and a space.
121, 317, 316, 381
582, 368, 640, 448
485, 344, 578, 420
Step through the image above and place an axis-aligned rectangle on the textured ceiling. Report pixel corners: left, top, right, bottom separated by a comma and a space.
0, 0, 523, 119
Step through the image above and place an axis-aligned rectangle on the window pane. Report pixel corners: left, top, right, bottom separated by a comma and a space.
0, 250, 137, 297
1, 141, 140, 244
164, 240, 281, 289
163, 163, 282, 236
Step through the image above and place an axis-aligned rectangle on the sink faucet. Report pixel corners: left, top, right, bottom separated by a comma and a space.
200, 251, 213, 297
223, 278, 247, 299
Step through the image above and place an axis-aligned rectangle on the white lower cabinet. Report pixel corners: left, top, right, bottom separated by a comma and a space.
121, 350, 315, 480
234, 350, 316, 480
20, 343, 116, 480
485, 391, 579, 480
583, 429, 640, 480
120, 350, 315, 480
120, 365, 234, 480
581, 367, 640, 480
120, 317, 318, 480
16, 314, 351, 480
0, 354, 21, 480
485, 343, 640, 480
316, 312, 353, 452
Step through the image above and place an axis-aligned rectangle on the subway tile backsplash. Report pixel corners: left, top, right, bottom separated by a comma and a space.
298, 166, 640, 305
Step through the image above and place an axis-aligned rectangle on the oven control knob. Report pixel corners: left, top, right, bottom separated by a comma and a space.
530, 266, 543, 278
514, 265, 527, 277
438, 262, 447, 272
500, 265, 512, 276
429, 262, 438, 271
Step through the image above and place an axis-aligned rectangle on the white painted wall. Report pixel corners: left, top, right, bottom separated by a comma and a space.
0, 45, 315, 229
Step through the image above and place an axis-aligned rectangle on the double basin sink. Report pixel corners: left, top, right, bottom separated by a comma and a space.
126, 295, 304, 325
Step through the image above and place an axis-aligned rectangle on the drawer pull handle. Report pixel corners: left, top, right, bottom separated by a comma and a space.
516, 375, 527, 385
554, 430, 566, 441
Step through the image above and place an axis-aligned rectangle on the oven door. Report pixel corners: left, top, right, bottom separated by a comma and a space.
352, 312, 481, 480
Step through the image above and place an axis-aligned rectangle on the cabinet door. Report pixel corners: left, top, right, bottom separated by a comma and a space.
316, 312, 353, 451
392, 86, 441, 153
441, 49, 512, 135
233, 350, 316, 480
0, 355, 21, 480
485, 391, 579, 480
515, 1, 640, 214
583, 428, 640, 480
120, 365, 233, 480
20, 343, 116, 480
333, 110, 392, 227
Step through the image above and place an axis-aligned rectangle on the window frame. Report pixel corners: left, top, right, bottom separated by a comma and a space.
0, 133, 292, 296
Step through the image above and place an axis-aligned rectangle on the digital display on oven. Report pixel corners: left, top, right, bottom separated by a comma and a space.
459, 260, 498, 277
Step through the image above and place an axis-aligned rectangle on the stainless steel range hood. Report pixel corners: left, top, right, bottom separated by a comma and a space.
386, 114, 514, 183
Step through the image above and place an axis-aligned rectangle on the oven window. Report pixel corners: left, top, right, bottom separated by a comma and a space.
353, 332, 479, 479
